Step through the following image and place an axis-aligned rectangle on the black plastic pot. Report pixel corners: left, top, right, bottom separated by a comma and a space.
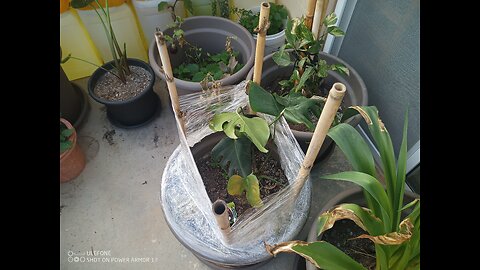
60, 47, 89, 129
246, 50, 368, 163
88, 58, 160, 128
60, 65, 89, 129
305, 186, 419, 270
148, 16, 255, 95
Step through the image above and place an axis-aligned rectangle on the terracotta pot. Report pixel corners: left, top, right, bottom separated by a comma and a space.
60, 118, 86, 182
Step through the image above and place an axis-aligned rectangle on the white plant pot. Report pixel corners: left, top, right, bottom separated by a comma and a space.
249, 6, 287, 55
132, 0, 175, 46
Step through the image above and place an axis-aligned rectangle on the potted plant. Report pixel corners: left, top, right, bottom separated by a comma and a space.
69, 0, 160, 128
149, 2, 255, 95
60, 118, 86, 182
60, 47, 89, 129
247, 14, 368, 162
232, 1, 289, 55
265, 106, 420, 270
158, 78, 312, 268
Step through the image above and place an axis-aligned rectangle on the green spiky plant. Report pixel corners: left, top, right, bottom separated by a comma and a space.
68, 0, 130, 83
266, 106, 420, 270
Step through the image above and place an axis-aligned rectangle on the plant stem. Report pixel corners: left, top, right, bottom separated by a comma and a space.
67, 56, 122, 81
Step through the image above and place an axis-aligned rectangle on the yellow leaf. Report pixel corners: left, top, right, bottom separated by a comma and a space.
227, 175, 244, 196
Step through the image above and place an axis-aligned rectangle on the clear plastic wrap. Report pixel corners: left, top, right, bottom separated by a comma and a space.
161, 81, 312, 265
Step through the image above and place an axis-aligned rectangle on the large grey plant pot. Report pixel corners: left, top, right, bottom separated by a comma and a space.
161, 132, 311, 269
148, 16, 255, 95
246, 50, 368, 163
304, 186, 419, 270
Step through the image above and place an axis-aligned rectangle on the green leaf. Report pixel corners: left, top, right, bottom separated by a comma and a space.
297, 57, 307, 69
327, 123, 376, 177
61, 128, 74, 138
400, 199, 419, 212
275, 93, 322, 131
60, 141, 73, 153
191, 72, 206, 82
209, 111, 270, 153
185, 63, 199, 74
327, 26, 345, 37
330, 64, 350, 76
323, 13, 338, 27
211, 136, 252, 177
327, 123, 384, 218
227, 175, 244, 195
306, 41, 322, 54
315, 59, 328, 78
183, 0, 194, 15
158, 1, 170, 11
173, 29, 184, 39
272, 50, 292, 66
352, 106, 398, 230
213, 70, 224, 80
284, 18, 295, 46
248, 82, 283, 116
278, 80, 291, 88
322, 171, 393, 230
292, 241, 367, 270
70, 0, 94, 9
164, 35, 173, 43
244, 174, 262, 207
293, 66, 314, 92
394, 108, 409, 226
405, 254, 420, 270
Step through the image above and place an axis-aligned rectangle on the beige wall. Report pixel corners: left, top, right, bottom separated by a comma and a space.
276, 0, 308, 19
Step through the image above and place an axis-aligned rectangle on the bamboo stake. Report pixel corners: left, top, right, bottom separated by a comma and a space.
154, 30, 186, 134
212, 200, 231, 241
312, 0, 324, 40
252, 2, 271, 86
305, 0, 317, 30
291, 83, 346, 194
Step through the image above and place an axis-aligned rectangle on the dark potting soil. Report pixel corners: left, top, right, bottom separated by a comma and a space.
321, 219, 376, 270
265, 76, 343, 132
94, 66, 152, 102
196, 146, 289, 217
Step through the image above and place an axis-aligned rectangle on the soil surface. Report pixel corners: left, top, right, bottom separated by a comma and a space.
196, 145, 289, 217
321, 219, 376, 270
265, 76, 344, 132
94, 66, 152, 101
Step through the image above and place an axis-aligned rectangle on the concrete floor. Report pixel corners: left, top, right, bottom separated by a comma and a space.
60, 77, 355, 270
